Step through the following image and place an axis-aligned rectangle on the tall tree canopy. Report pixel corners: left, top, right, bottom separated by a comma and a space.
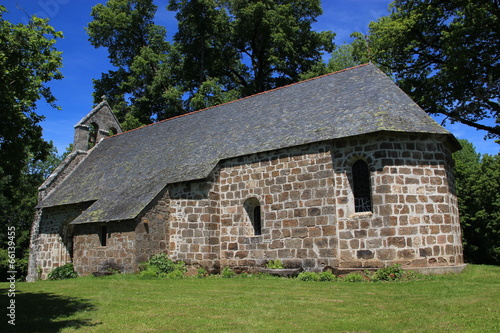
368, 0, 500, 142
0, 6, 63, 279
453, 140, 500, 264
88, 0, 335, 126
168, 0, 335, 100
0, 6, 62, 189
87, 0, 184, 127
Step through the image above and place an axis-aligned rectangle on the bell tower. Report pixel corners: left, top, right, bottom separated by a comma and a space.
73, 96, 122, 152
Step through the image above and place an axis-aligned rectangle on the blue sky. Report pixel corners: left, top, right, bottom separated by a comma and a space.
4, 0, 498, 155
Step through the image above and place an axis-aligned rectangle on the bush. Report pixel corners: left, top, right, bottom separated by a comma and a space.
221, 266, 236, 278
139, 253, 186, 278
196, 267, 208, 278
266, 259, 284, 269
297, 272, 320, 282
342, 272, 364, 282
48, 263, 78, 280
372, 264, 404, 282
164, 269, 186, 279
318, 271, 336, 282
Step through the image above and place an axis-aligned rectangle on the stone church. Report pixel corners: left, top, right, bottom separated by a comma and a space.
27, 64, 465, 280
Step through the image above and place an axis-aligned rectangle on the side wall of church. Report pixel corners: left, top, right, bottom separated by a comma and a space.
216, 142, 337, 270
167, 133, 463, 273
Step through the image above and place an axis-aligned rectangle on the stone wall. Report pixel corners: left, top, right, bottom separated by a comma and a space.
136, 188, 171, 263
215, 142, 337, 271
332, 133, 463, 271
72, 220, 137, 275
167, 133, 463, 273
28, 203, 90, 280
168, 174, 221, 271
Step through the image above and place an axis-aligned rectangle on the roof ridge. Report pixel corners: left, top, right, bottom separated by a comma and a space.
113, 63, 371, 138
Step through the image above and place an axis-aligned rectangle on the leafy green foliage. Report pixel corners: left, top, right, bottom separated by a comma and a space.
88, 0, 335, 127
87, 0, 184, 124
341, 272, 365, 283
0, 145, 62, 281
0, 6, 63, 185
196, 267, 209, 278
300, 32, 370, 80
453, 140, 500, 264
48, 263, 78, 280
318, 271, 336, 282
139, 253, 187, 278
221, 266, 236, 278
371, 264, 404, 282
265, 259, 284, 269
0, 7, 63, 279
368, 0, 500, 141
297, 271, 320, 281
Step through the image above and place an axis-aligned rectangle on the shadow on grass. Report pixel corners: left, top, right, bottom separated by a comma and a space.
1, 288, 99, 332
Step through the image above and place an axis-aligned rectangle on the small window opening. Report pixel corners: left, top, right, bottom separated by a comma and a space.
99, 225, 108, 246
88, 122, 99, 149
253, 206, 262, 236
244, 198, 262, 236
352, 160, 372, 212
109, 127, 118, 136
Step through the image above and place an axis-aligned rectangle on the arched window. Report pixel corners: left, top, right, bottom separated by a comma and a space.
88, 122, 99, 149
109, 127, 118, 136
352, 160, 372, 212
244, 198, 262, 236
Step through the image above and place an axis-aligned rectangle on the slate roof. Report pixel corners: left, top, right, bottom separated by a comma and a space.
39, 63, 457, 224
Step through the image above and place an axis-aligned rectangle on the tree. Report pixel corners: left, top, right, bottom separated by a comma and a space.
0, 145, 63, 280
0, 6, 63, 191
368, 0, 500, 142
168, 0, 335, 99
89, 0, 335, 124
453, 139, 500, 265
0, 6, 63, 280
299, 31, 370, 80
87, 0, 184, 127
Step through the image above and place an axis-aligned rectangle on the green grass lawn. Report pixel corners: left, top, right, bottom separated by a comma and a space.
2, 265, 499, 332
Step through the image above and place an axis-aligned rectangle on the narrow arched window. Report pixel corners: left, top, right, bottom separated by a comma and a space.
99, 225, 108, 247
244, 198, 262, 236
253, 205, 262, 235
88, 122, 99, 149
352, 160, 372, 212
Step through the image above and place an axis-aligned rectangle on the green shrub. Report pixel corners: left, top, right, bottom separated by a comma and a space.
48, 263, 78, 280
297, 272, 320, 282
139, 268, 159, 279
372, 264, 404, 282
139, 253, 186, 278
266, 259, 284, 269
318, 271, 336, 282
197, 267, 208, 278
165, 269, 186, 279
342, 272, 364, 282
221, 266, 236, 278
